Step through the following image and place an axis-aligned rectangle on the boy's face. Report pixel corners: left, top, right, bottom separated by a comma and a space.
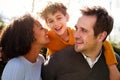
46, 11, 69, 35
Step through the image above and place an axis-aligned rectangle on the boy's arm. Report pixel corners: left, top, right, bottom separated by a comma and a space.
103, 40, 117, 65
109, 65, 120, 80
103, 40, 120, 80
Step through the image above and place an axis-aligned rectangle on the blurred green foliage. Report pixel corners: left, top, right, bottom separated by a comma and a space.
0, 14, 5, 80
0, 22, 4, 30
111, 42, 120, 55
111, 42, 120, 71
40, 47, 47, 59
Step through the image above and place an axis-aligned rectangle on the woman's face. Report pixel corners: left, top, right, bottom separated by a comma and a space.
33, 20, 50, 46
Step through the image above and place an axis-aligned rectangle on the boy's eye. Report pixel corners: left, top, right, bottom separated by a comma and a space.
48, 20, 53, 23
47, 18, 54, 23
57, 17, 62, 20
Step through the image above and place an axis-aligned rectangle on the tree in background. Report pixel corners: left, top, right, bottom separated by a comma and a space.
0, 14, 5, 31
0, 13, 5, 80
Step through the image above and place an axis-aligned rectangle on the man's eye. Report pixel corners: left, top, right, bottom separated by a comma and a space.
82, 28, 87, 32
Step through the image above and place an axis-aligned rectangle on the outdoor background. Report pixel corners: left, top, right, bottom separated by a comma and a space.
0, 0, 120, 44
0, 0, 120, 78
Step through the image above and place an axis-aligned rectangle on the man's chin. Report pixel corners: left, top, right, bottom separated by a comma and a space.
74, 45, 83, 52
75, 45, 79, 52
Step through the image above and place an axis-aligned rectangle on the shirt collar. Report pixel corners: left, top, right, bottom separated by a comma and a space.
82, 49, 102, 68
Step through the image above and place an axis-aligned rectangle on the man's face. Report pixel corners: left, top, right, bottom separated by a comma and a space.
46, 11, 69, 36
74, 15, 98, 54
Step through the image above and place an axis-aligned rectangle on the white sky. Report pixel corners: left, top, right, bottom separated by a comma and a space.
0, 0, 120, 43
0, 0, 32, 19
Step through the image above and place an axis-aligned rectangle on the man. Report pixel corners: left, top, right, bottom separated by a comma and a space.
41, 6, 120, 80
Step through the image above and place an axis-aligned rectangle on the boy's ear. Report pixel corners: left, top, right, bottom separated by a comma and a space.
46, 22, 49, 27
66, 13, 69, 22
46, 21, 50, 27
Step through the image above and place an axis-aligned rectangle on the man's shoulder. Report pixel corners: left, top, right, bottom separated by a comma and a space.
48, 46, 75, 61
54, 45, 74, 55
44, 46, 76, 66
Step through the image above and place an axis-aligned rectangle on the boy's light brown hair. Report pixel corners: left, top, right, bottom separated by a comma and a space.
40, 2, 67, 22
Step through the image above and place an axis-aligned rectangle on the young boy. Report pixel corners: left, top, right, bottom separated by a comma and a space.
39, 2, 120, 80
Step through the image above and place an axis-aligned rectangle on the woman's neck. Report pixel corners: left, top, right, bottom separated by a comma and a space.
24, 45, 42, 63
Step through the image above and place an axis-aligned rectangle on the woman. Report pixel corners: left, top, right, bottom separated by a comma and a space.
0, 14, 49, 80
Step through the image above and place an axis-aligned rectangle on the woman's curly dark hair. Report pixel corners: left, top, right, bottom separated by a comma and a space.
0, 14, 36, 60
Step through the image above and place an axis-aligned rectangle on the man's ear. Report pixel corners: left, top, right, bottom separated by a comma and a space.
66, 13, 69, 22
97, 31, 107, 42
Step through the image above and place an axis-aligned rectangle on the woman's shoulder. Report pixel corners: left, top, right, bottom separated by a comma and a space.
6, 56, 24, 68
2, 57, 25, 80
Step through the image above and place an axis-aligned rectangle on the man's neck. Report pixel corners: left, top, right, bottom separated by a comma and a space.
83, 44, 103, 62
82, 50, 102, 68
